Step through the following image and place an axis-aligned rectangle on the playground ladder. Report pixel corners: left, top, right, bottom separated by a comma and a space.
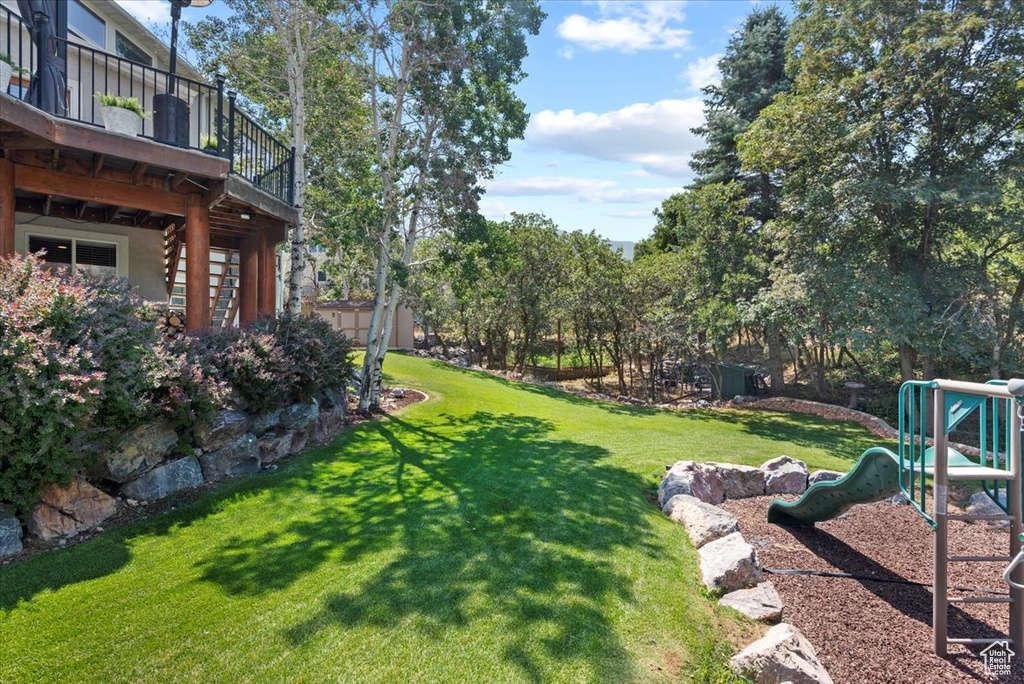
930, 380, 1024, 656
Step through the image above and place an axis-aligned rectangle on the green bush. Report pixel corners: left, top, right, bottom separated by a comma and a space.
0, 256, 105, 513
0, 254, 354, 515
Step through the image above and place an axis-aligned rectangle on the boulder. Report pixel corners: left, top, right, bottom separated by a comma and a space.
120, 457, 204, 501
658, 461, 726, 509
97, 421, 178, 483
258, 431, 293, 466
199, 433, 260, 481
29, 477, 116, 540
808, 470, 843, 486
289, 427, 313, 455
729, 623, 834, 684
720, 582, 784, 623
279, 399, 320, 431
313, 405, 347, 444
665, 495, 739, 548
249, 409, 282, 437
698, 531, 762, 594
762, 456, 809, 495
967, 491, 1009, 528
0, 505, 23, 557
713, 463, 766, 499
391, 388, 406, 398
195, 410, 251, 452
322, 386, 347, 409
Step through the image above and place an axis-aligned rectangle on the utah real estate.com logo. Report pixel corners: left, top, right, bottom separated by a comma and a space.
981, 640, 1014, 677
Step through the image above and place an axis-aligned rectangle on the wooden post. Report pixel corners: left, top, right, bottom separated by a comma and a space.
257, 228, 275, 317
185, 194, 210, 331
0, 159, 14, 257
239, 237, 258, 324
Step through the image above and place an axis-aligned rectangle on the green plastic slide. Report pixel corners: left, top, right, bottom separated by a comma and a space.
767, 447, 903, 527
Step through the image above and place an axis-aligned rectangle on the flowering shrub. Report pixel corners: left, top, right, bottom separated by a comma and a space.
0, 256, 105, 513
0, 254, 353, 516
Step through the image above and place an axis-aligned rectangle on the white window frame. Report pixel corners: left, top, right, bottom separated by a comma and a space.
15, 225, 129, 279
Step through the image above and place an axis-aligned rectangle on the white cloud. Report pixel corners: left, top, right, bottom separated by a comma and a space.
623, 169, 653, 178
607, 209, 655, 219
557, 1, 692, 53
558, 47, 575, 60
116, 0, 171, 26
526, 99, 704, 177
478, 198, 514, 221
486, 176, 677, 205
682, 54, 721, 91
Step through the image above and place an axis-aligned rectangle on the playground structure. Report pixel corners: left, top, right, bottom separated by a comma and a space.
768, 378, 1024, 656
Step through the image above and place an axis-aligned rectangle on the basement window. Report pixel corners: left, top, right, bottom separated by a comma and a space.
29, 235, 118, 278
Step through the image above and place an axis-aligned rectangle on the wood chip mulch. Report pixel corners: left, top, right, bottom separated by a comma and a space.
721, 496, 1024, 683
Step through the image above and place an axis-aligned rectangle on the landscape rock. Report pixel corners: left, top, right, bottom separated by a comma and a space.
665, 495, 739, 548
658, 461, 726, 509
698, 531, 762, 593
97, 421, 178, 483
279, 399, 320, 431
249, 409, 282, 437
29, 477, 117, 540
888, 492, 910, 506
391, 388, 406, 398
258, 431, 293, 466
322, 386, 347, 409
313, 405, 347, 444
720, 582, 784, 623
289, 426, 313, 455
762, 455, 809, 495
808, 470, 843, 486
199, 433, 260, 481
120, 457, 204, 501
713, 463, 766, 499
729, 623, 834, 684
195, 410, 251, 451
0, 505, 23, 557
967, 491, 1009, 528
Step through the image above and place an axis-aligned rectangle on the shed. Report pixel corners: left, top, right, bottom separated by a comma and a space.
314, 300, 415, 350
709, 362, 759, 400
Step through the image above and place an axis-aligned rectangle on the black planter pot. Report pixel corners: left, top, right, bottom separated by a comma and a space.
153, 94, 190, 147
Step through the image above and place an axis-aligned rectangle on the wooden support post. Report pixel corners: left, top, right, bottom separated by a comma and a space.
257, 228, 275, 317
0, 158, 14, 257
185, 194, 211, 331
239, 237, 258, 325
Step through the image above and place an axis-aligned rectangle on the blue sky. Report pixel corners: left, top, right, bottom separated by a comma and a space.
116, 0, 784, 243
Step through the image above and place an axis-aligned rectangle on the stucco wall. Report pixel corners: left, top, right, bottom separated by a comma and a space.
14, 213, 167, 303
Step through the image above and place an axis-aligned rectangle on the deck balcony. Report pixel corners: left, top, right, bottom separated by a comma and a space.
1, 2, 297, 329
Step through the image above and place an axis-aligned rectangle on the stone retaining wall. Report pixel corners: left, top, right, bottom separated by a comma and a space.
0, 390, 351, 559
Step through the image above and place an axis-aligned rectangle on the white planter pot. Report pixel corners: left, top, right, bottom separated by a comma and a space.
99, 105, 142, 137
0, 62, 13, 95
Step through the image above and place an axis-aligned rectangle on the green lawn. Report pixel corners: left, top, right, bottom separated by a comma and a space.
0, 354, 878, 683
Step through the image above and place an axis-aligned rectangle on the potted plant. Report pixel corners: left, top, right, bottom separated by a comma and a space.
200, 134, 219, 153
95, 94, 147, 137
0, 54, 26, 95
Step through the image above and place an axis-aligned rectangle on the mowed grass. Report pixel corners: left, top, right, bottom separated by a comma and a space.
0, 354, 879, 683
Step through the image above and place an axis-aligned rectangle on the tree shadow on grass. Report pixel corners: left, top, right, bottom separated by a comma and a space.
200, 410, 663, 682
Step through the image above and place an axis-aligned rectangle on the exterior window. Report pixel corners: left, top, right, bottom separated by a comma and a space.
115, 32, 152, 66
309, 244, 327, 254
69, 0, 106, 48
28, 235, 117, 277
317, 270, 327, 283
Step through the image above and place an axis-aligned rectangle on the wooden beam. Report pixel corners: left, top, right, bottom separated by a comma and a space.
185, 194, 211, 331
203, 179, 227, 209
50, 149, 60, 170
91, 153, 105, 177
169, 171, 188, 191
0, 132, 58, 150
257, 228, 275, 316
131, 163, 149, 185
14, 164, 188, 216
226, 175, 299, 225
136, 210, 152, 226
14, 197, 167, 230
43, 195, 52, 216
0, 158, 13, 257
239, 237, 258, 325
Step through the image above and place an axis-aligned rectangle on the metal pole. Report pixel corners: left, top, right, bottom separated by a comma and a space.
933, 387, 949, 656
227, 91, 237, 168
215, 75, 225, 156
167, 0, 182, 95
1009, 403, 1023, 649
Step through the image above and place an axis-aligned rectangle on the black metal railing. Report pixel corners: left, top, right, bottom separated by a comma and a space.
1, 4, 295, 206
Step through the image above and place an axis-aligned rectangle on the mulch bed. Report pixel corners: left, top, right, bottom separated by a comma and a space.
721, 496, 1024, 683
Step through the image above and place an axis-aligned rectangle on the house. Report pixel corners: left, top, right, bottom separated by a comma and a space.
0, 0, 298, 329
314, 300, 415, 350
